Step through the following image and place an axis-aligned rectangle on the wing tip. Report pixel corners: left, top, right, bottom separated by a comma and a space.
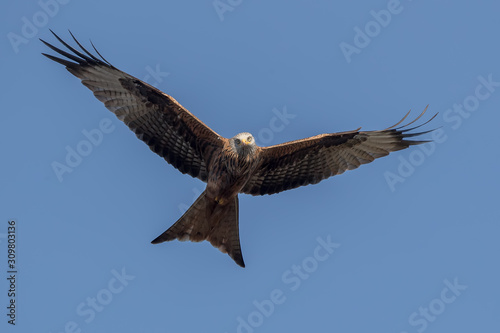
151, 232, 176, 244
150, 238, 162, 244
41, 30, 114, 69
234, 257, 246, 268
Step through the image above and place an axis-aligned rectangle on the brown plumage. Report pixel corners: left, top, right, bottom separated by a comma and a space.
41, 31, 436, 267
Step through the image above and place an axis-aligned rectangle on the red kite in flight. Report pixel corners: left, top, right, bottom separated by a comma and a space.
41, 31, 435, 267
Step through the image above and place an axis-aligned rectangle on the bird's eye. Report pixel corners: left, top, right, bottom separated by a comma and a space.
247, 136, 252, 142
235, 139, 241, 145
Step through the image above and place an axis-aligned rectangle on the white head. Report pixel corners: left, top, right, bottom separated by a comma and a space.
229, 132, 258, 157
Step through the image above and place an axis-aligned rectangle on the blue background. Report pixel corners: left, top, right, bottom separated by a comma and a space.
1, 0, 499, 332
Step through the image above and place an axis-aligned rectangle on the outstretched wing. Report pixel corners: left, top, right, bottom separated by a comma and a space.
41, 30, 223, 182
242, 108, 436, 195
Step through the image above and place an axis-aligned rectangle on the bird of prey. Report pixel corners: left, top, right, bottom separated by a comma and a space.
41, 31, 435, 268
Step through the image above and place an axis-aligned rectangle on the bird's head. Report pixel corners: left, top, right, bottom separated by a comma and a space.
230, 132, 258, 157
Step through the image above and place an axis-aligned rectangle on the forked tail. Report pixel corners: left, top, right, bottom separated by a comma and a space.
151, 190, 245, 267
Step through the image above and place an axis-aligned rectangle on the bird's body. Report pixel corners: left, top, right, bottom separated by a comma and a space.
41, 31, 436, 267
208, 133, 260, 203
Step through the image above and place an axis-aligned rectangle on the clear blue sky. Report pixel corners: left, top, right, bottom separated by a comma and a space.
1, 0, 499, 332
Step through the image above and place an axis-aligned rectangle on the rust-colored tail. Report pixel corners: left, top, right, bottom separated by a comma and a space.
151, 191, 245, 267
